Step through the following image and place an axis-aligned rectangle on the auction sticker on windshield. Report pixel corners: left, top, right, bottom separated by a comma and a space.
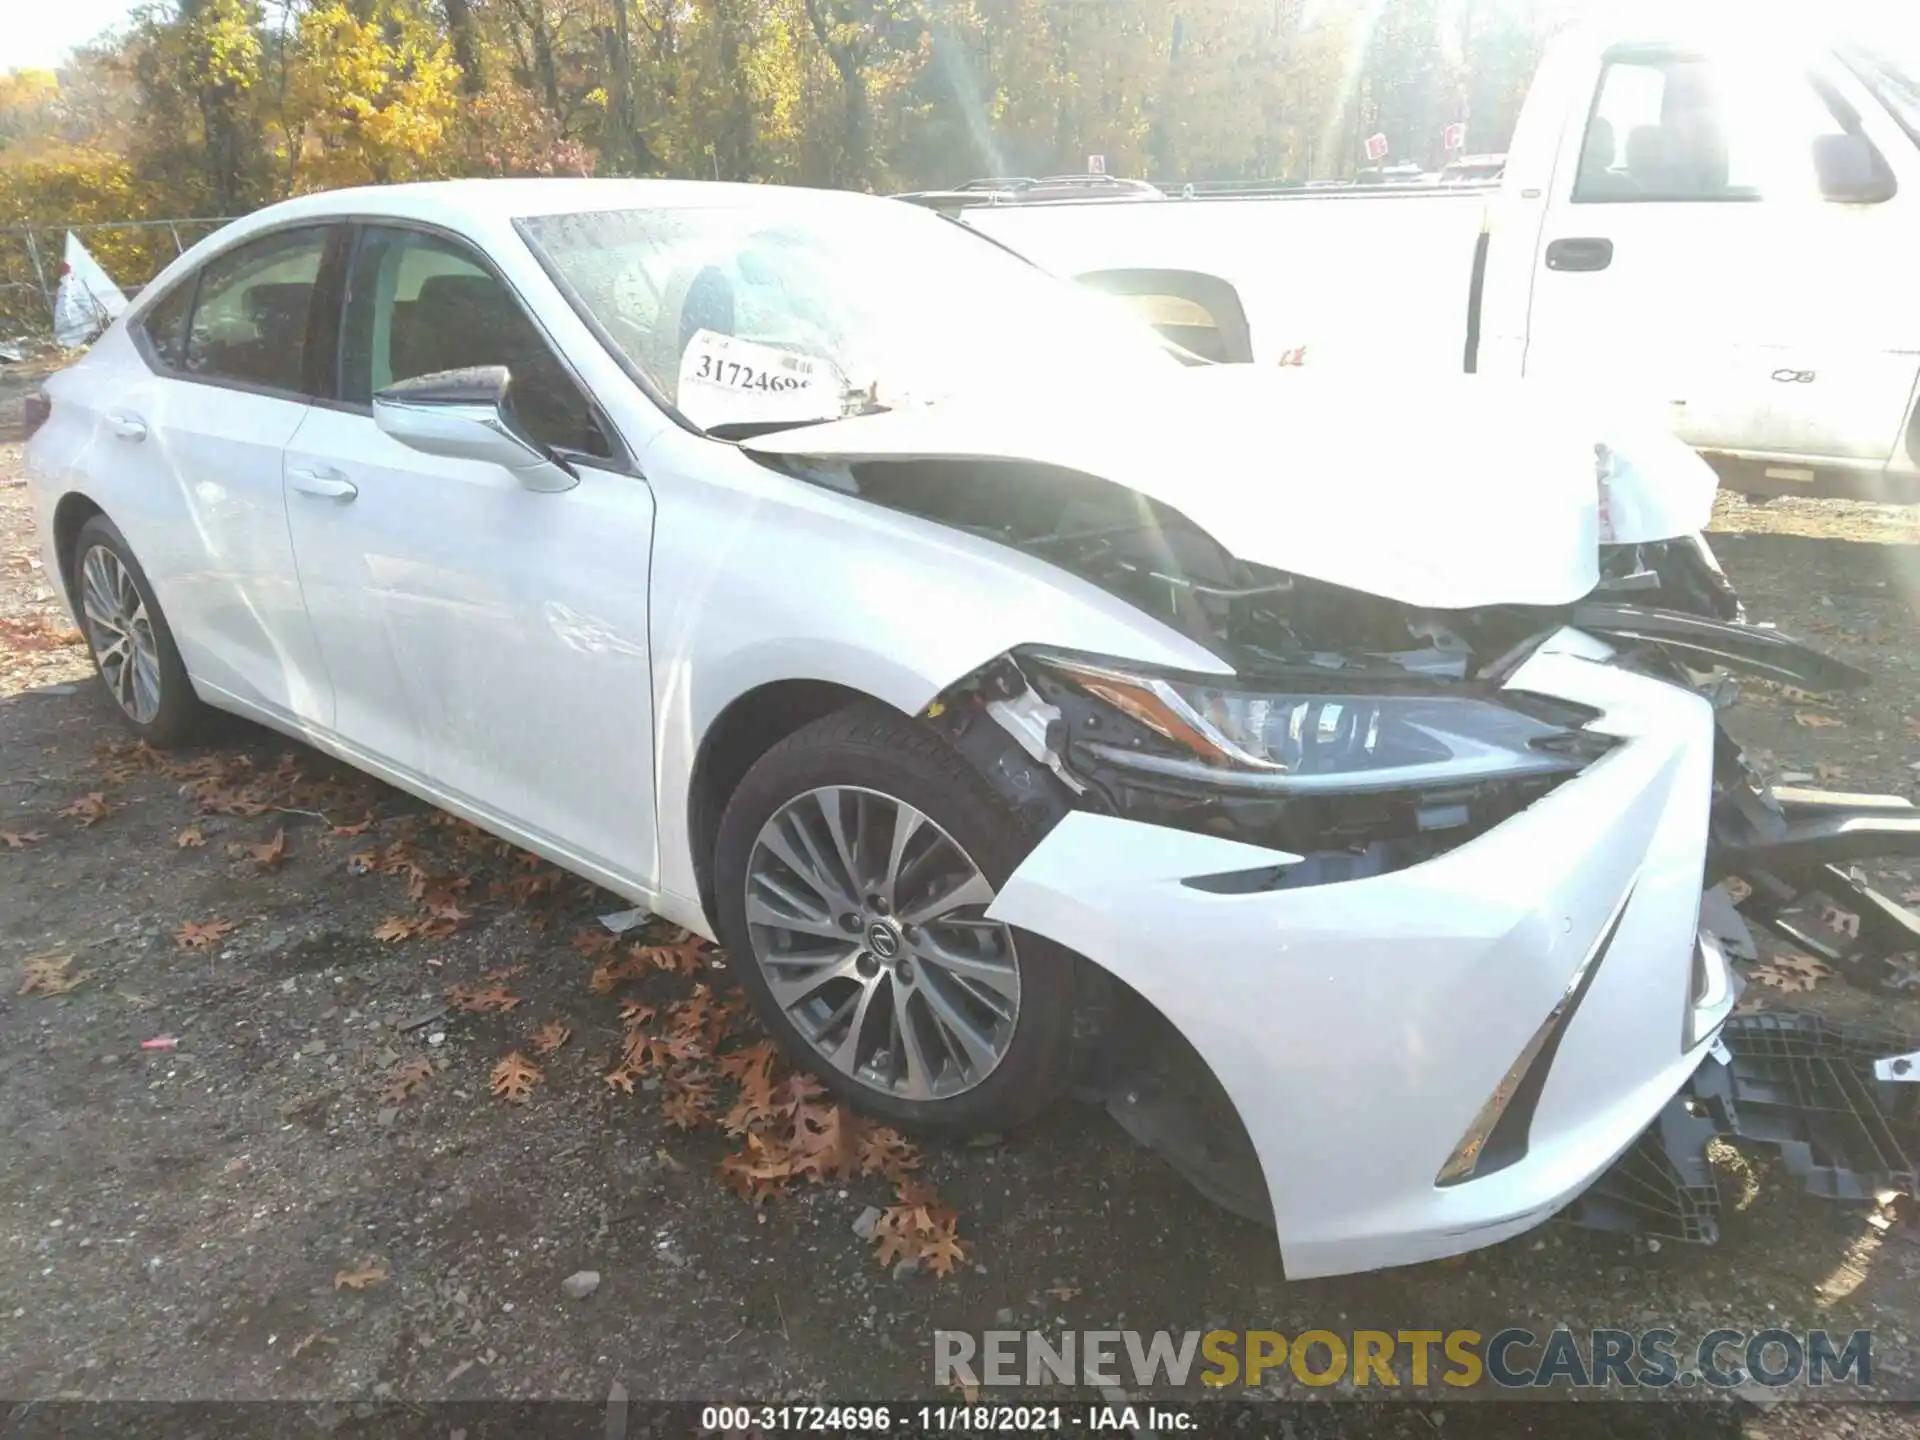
676, 329, 844, 430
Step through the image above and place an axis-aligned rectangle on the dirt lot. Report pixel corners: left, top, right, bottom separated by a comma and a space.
3, 356, 1920, 1435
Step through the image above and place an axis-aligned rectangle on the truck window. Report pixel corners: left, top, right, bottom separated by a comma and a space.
1574, 56, 1853, 203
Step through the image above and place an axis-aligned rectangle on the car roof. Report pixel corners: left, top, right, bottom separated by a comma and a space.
224, 177, 888, 239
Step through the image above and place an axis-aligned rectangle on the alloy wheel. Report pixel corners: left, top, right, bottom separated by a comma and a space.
79, 544, 162, 725
743, 785, 1021, 1101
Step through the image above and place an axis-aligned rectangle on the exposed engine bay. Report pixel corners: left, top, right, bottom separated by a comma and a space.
790, 455, 1748, 884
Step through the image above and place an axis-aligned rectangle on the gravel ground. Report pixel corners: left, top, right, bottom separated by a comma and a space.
4, 358, 1920, 1436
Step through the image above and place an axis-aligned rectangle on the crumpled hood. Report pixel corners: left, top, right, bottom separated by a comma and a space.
741, 365, 1717, 611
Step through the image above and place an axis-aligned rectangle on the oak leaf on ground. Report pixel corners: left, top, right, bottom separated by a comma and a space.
174, 918, 235, 949
920, 1230, 967, 1277
489, 1051, 542, 1104
372, 916, 419, 943
447, 981, 522, 1014
380, 1058, 435, 1104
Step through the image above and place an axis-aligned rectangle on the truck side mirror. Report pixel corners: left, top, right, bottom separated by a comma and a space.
1812, 133, 1896, 204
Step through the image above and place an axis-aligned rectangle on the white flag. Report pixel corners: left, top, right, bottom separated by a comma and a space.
52, 232, 129, 348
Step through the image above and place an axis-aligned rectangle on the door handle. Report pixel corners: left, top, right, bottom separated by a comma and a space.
1545, 238, 1614, 272
288, 466, 358, 501
105, 410, 147, 442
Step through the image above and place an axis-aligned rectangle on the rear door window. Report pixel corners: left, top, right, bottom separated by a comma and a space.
136, 278, 196, 370
181, 226, 332, 392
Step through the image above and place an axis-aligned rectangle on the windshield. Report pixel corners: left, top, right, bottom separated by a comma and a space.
519, 200, 1179, 435
1842, 36, 1920, 149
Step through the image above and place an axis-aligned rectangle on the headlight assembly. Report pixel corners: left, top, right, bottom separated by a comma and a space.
1028, 652, 1606, 796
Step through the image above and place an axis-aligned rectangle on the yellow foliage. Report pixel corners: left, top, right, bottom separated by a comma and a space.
284, 2, 461, 190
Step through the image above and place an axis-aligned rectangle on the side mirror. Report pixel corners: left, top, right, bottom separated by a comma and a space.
372, 365, 577, 493
1812, 133, 1896, 204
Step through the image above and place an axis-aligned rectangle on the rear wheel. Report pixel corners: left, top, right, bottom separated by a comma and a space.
71, 514, 218, 747
713, 702, 1077, 1133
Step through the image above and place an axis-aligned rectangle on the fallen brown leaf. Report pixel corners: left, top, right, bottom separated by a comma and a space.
571, 928, 621, 959
633, 940, 710, 976
175, 825, 205, 849
530, 1020, 571, 1056
921, 1230, 967, 1277
380, 1058, 435, 1104
489, 1051, 542, 1104
372, 915, 419, 943
59, 792, 115, 826
332, 1260, 388, 1290
19, 953, 89, 996
447, 981, 522, 1014
174, 918, 236, 950
245, 828, 288, 870
1793, 712, 1844, 729
1, 830, 47, 849
289, 1329, 334, 1358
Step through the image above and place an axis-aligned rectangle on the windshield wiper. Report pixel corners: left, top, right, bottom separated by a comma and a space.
707, 416, 849, 441
706, 391, 892, 443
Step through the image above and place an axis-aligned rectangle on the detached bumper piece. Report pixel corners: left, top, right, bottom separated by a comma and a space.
1568, 1013, 1920, 1243
1711, 780, 1920, 993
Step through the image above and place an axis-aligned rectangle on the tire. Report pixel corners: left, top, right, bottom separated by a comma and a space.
713, 701, 1077, 1134
70, 514, 219, 748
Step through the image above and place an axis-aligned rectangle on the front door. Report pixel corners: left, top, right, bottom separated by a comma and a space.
282, 222, 660, 883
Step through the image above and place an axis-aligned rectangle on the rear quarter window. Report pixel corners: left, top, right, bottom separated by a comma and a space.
137, 279, 196, 370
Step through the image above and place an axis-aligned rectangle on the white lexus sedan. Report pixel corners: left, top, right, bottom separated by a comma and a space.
26, 178, 1742, 1279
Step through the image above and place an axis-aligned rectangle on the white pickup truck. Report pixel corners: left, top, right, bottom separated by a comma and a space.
950, 16, 1920, 503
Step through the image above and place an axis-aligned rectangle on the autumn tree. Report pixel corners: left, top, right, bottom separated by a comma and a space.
0, 0, 1581, 246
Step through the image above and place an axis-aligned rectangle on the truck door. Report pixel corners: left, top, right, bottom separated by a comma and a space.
1522, 45, 1920, 468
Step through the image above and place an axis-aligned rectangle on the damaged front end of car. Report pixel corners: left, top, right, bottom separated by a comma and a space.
744, 391, 1920, 1272
914, 502, 1920, 1265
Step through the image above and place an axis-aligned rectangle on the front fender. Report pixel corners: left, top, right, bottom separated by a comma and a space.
641, 428, 1228, 915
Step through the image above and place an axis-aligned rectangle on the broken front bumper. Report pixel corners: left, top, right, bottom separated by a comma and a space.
988, 629, 1728, 1279
1571, 1013, 1920, 1241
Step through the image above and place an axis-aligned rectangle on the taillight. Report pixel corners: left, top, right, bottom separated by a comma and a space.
21, 388, 51, 439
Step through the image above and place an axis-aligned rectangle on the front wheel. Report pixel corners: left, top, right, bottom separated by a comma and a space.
712, 703, 1077, 1134
71, 514, 218, 747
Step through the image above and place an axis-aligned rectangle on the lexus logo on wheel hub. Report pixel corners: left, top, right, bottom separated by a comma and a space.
866, 921, 901, 960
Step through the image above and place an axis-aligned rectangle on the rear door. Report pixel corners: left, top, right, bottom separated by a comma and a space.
105, 224, 341, 725
1523, 46, 1920, 464
281, 221, 660, 880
